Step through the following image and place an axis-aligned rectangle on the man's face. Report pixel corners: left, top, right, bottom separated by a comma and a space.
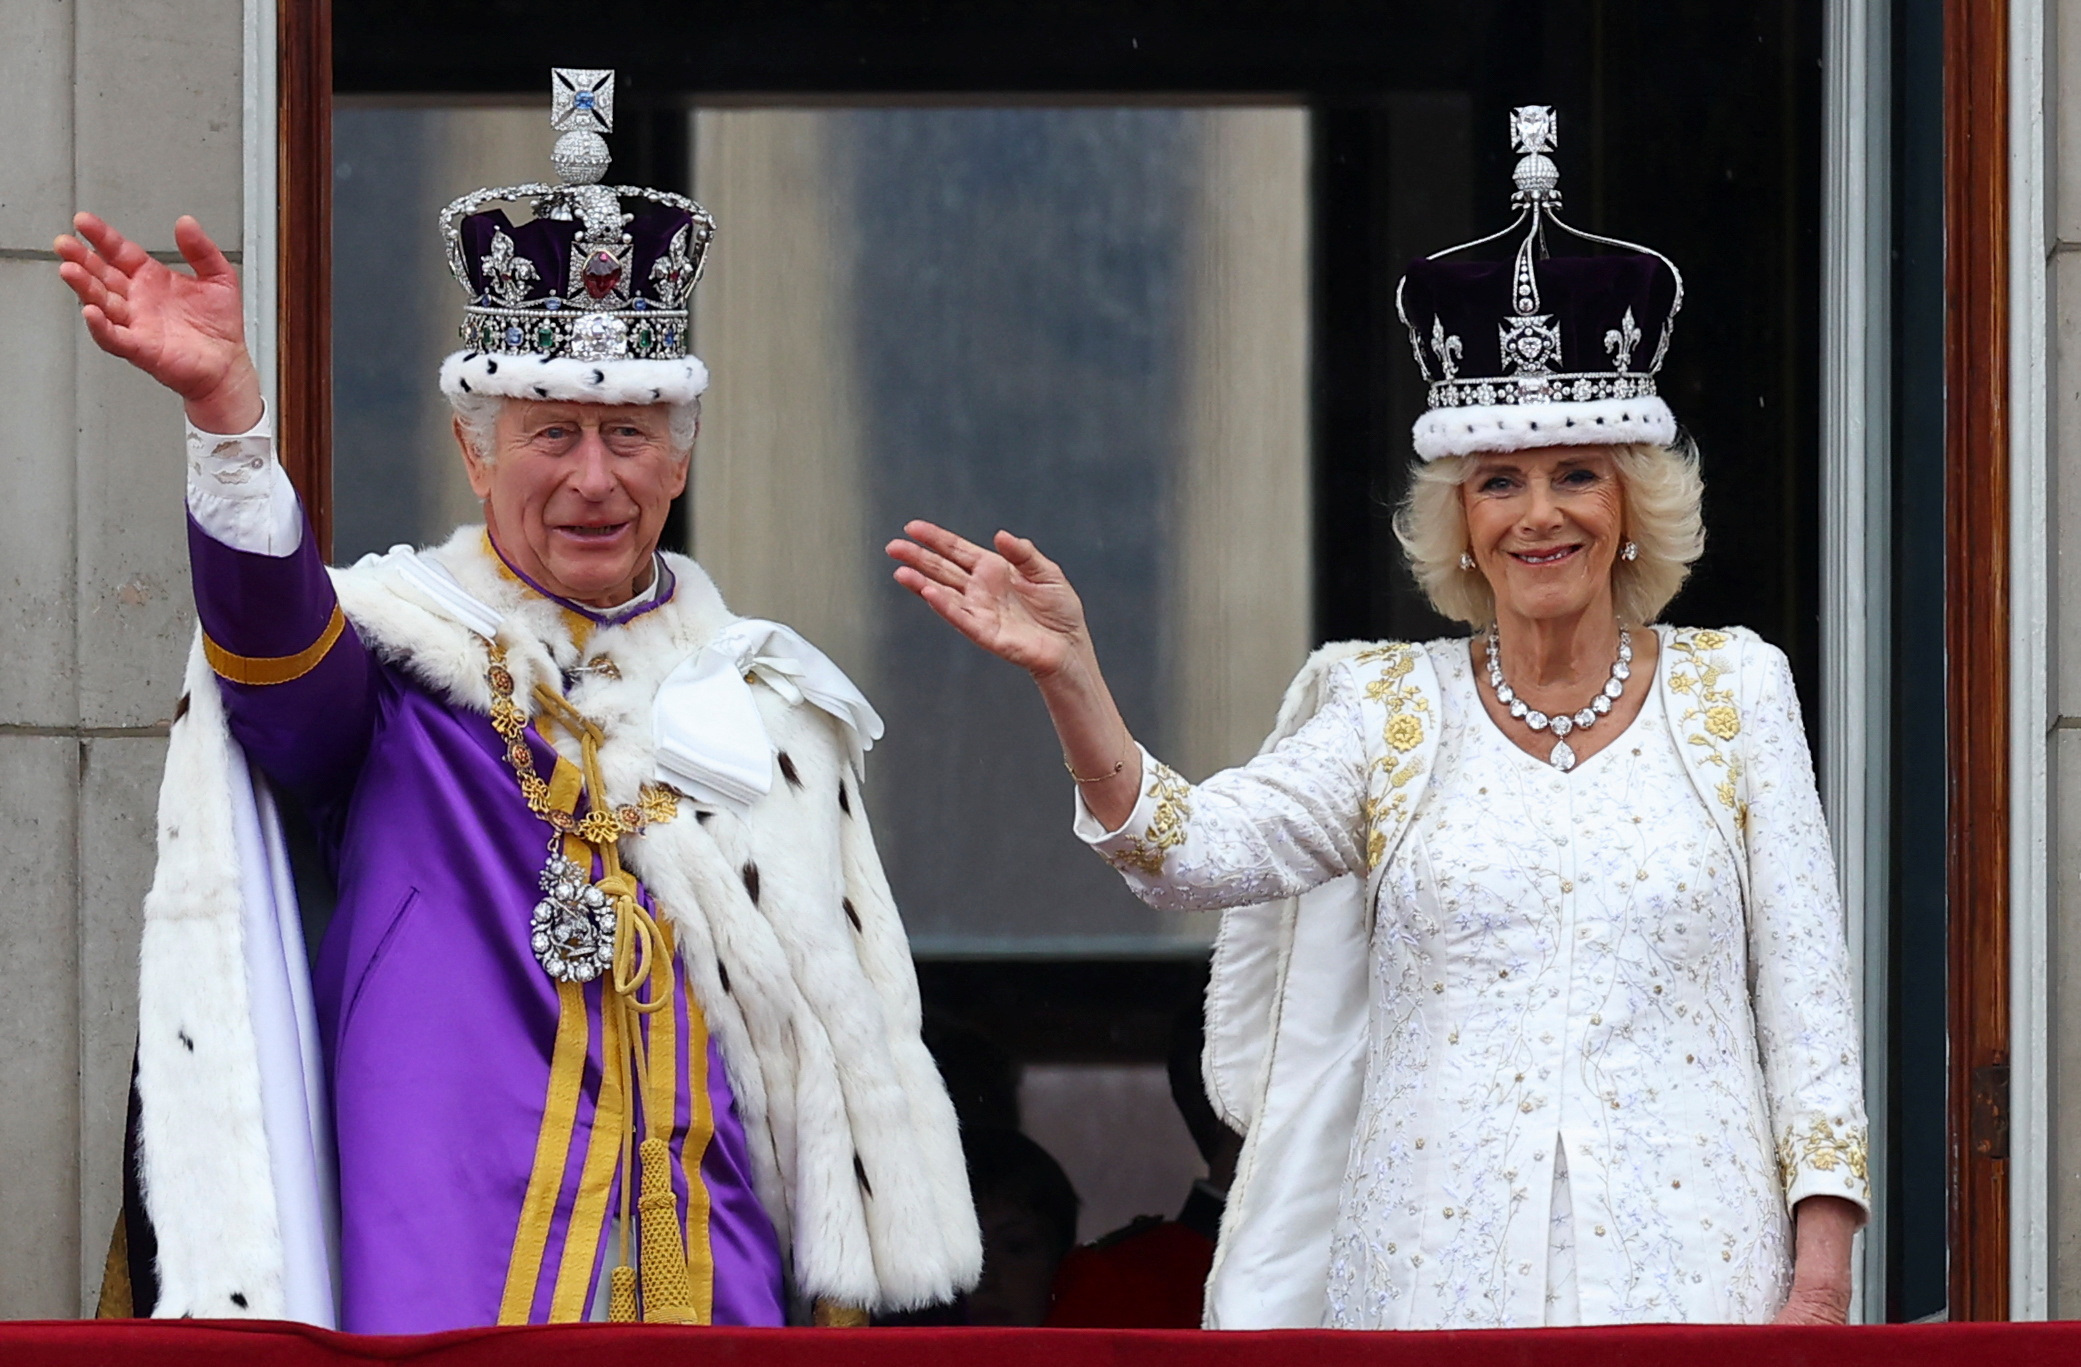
459, 399, 688, 608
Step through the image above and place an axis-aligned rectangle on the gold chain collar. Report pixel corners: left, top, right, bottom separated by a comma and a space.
486, 645, 681, 843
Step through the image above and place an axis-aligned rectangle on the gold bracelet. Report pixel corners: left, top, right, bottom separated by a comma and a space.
1065, 740, 1131, 785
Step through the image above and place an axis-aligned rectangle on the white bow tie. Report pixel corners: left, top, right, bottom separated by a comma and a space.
393, 554, 882, 815
652, 619, 883, 813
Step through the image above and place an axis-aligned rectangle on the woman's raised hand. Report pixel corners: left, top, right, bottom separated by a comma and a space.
55, 213, 263, 433
889, 519, 1142, 822
887, 521, 1092, 678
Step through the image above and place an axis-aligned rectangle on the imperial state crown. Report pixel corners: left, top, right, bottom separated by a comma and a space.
437, 68, 715, 407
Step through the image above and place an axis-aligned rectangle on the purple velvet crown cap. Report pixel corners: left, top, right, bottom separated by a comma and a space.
1399, 252, 1680, 384
459, 202, 698, 307
1395, 105, 1685, 460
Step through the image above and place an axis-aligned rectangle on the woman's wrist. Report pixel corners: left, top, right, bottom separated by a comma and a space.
1065, 741, 1131, 785
1788, 1266, 1851, 1297
1786, 1195, 1859, 1301
1028, 642, 1143, 822
1031, 643, 1113, 728
1027, 632, 1097, 689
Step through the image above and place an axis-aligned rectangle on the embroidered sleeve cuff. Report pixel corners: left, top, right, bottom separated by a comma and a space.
1778, 1115, 1872, 1215
185, 402, 304, 556
1072, 744, 1165, 844
1076, 747, 1196, 879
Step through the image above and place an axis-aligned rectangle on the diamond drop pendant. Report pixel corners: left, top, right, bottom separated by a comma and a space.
1484, 622, 1629, 778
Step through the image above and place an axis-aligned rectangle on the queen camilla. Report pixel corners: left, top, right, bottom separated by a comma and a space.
889, 107, 1868, 1331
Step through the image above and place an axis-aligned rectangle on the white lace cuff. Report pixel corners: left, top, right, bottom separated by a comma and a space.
185, 402, 303, 556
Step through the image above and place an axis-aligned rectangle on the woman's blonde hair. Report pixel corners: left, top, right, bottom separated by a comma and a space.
1392, 438, 1706, 628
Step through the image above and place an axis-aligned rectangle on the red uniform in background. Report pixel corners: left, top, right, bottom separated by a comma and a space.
1046, 1183, 1225, 1328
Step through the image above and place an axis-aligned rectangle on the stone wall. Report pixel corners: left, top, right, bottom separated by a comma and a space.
2054, 0, 2081, 1315
0, 0, 245, 1318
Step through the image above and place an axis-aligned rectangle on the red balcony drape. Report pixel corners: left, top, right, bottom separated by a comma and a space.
4, 1320, 2078, 1367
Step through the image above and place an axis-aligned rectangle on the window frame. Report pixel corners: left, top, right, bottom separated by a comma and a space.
276, 0, 2024, 1318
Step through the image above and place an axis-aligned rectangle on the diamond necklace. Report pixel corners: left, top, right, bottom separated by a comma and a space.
1483, 624, 1632, 773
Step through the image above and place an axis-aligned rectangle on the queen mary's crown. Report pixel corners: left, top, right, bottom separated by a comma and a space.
437, 68, 715, 408
1396, 105, 1685, 462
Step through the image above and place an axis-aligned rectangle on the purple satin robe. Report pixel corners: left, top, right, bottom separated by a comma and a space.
187, 516, 786, 1333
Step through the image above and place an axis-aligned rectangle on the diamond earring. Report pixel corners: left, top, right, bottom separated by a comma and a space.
1459, 551, 1477, 571
1620, 540, 1639, 562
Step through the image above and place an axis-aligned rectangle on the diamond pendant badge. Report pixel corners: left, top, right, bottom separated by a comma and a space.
530, 851, 618, 983
1549, 739, 1577, 772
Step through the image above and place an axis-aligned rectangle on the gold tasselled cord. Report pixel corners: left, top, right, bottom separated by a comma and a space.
531, 683, 698, 1323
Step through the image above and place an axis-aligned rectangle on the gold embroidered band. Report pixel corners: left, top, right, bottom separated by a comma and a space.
203, 603, 348, 686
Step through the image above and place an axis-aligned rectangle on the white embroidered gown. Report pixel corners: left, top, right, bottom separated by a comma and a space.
1078, 633, 1868, 1329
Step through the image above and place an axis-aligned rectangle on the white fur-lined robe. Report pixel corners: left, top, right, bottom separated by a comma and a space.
133, 526, 980, 1324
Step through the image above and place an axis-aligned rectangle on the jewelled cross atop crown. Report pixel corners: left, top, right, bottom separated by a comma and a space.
1396, 106, 1685, 461
438, 69, 715, 402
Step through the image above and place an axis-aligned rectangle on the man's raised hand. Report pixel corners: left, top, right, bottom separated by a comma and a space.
56, 213, 264, 433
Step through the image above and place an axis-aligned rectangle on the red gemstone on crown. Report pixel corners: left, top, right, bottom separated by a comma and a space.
583, 251, 622, 299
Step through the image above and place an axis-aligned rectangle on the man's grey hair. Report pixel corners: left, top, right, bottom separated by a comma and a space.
448, 392, 701, 463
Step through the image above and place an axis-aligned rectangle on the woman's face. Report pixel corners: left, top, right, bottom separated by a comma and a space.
1461, 446, 1626, 626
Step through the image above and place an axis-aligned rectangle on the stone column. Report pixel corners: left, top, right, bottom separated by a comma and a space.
0, 0, 245, 1317
2052, 0, 2081, 1317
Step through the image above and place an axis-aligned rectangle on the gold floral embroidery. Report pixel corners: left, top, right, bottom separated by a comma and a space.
1667, 630, 1746, 825
1776, 1116, 1870, 1190
1355, 644, 1432, 869
1106, 761, 1194, 877
1386, 713, 1425, 753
